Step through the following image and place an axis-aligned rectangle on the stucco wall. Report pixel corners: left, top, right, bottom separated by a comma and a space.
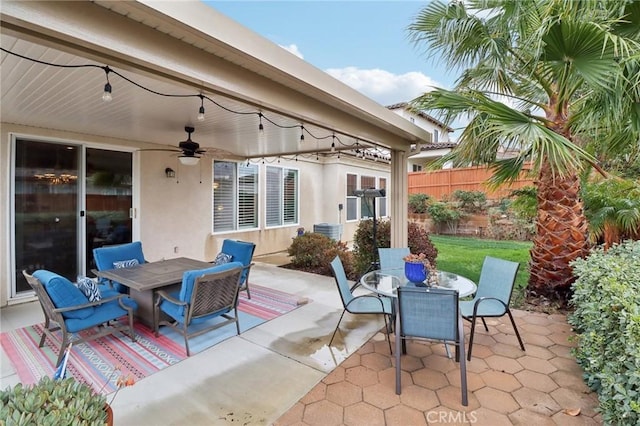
1, 124, 392, 306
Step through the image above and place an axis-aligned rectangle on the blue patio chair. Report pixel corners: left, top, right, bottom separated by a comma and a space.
93, 241, 146, 293
395, 286, 468, 406
219, 239, 256, 299
329, 256, 393, 354
378, 247, 411, 271
154, 262, 244, 356
23, 270, 137, 367
460, 256, 525, 361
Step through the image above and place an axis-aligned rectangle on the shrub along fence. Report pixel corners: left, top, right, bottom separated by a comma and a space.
569, 240, 640, 425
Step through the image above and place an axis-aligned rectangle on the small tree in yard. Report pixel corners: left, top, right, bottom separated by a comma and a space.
409, 0, 640, 303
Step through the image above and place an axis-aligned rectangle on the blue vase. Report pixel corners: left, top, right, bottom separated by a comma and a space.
405, 262, 428, 284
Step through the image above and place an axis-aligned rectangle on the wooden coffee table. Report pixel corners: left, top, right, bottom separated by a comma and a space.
95, 257, 212, 327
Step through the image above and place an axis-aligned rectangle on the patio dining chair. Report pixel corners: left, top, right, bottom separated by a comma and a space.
329, 256, 393, 354
460, 256, 525, 361
219, 239, 256, 299
93, 241, 146, 293
154, 262, 244, 356
378, 247, 410, 271
23, 270, 137, 367
395, 286, 468, 406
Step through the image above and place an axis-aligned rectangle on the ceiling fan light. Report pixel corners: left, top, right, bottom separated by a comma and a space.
179, 156, 200, 166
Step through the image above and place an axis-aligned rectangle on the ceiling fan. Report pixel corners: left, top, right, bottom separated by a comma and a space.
139, 126, 207, 166
175, 126, 205, 165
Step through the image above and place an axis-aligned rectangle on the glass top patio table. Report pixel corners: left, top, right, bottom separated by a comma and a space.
360, 268, 477, 298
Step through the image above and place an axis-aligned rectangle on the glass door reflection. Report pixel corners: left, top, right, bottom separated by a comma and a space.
14, 141, 79, 293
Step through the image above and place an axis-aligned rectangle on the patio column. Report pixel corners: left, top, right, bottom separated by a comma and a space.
390, 149, 408, 248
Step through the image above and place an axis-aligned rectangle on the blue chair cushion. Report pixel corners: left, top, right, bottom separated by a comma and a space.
64, 298, 137, 333
221, 240, 255, 284
159, 261, 243, 320
93, 241, 145, 293
93, 241, 146, 271
33, 270, 94, 320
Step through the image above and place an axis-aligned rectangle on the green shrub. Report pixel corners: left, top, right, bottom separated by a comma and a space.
287, 233, 354, 278
451, 190, 487, 213
569, 240, 640, 425
352, 219, 437, 274
408, 193, 430, 214
407, 222, 438, 267
352, 219, 391, 274
427, 201, 463, 234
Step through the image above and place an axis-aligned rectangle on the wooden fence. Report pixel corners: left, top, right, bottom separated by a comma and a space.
408, 164, 535, 200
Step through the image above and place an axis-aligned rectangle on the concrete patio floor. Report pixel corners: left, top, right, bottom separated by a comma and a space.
1, 258, 601, 425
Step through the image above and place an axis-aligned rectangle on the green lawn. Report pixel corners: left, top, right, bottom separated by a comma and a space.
430, 235, 532, 306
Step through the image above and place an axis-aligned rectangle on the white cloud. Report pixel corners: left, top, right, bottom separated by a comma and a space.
324, 66, 443, 106
279, 44, 304, 59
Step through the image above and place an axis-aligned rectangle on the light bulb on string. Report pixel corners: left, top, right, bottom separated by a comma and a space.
197, 94, 205, 121
258, 113, 266, 143
102, 66, 112, 102
300, 125, 305, 142
331, 134, 336, 152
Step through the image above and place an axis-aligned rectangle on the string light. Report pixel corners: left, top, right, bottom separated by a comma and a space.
0, 47, 395, 159
102, 66, 112, 102
197, 94, 205, 121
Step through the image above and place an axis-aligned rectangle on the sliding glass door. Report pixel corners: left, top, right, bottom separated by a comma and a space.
14, 141, 80, 293
12, 140, 132, 297
85, 148, 133, 272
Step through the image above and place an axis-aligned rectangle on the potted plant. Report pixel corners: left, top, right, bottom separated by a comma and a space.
0, 376, 112, 425
403, 253, 438, 286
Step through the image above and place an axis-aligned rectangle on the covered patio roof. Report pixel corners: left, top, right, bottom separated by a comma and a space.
1, 0, 431, 159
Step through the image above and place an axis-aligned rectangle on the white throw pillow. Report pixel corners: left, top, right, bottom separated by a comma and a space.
214, 252, 233, 265
75, 277, 101, 302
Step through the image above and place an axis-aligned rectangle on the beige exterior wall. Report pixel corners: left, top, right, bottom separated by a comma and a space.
1, 126, 391, 306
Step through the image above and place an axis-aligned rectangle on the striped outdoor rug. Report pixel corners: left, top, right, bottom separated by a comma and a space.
1, 284, 306, 394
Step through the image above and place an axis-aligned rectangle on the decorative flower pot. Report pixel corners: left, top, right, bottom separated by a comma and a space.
105, 403, 114, 426
405, 261, 429, 285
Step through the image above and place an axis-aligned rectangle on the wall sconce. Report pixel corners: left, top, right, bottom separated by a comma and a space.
165, 167, 176, 178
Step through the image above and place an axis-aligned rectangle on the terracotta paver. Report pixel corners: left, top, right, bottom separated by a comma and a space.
274, 311, 602, 426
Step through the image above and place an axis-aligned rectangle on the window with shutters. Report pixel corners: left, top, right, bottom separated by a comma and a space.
266, 166, 298, 227
379, 177, 387, 217
213, 161, 258, 233
346, 173, 358, 221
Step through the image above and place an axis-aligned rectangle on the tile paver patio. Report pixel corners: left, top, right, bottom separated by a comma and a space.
274, 310, 601, 425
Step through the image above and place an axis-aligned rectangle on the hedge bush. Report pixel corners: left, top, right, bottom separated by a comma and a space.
353, 219, 437, 274
287, 232, 355, 278
569, 240, 640, 425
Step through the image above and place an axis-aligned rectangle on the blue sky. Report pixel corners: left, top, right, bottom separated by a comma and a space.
206, 1, 457, 107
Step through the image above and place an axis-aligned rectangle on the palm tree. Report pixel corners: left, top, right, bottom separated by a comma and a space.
408, 0, 640, 301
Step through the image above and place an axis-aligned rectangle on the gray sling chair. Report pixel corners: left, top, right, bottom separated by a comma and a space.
395, 286, 468, 406
329, 256, 393, 354
378, 247, 411, 271
459, 256, 525, 361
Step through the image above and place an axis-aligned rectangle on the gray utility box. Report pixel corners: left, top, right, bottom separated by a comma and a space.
313, 223, 343, 241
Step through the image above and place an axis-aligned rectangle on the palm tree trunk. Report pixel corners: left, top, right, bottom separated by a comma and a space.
528, 162, 590, 301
